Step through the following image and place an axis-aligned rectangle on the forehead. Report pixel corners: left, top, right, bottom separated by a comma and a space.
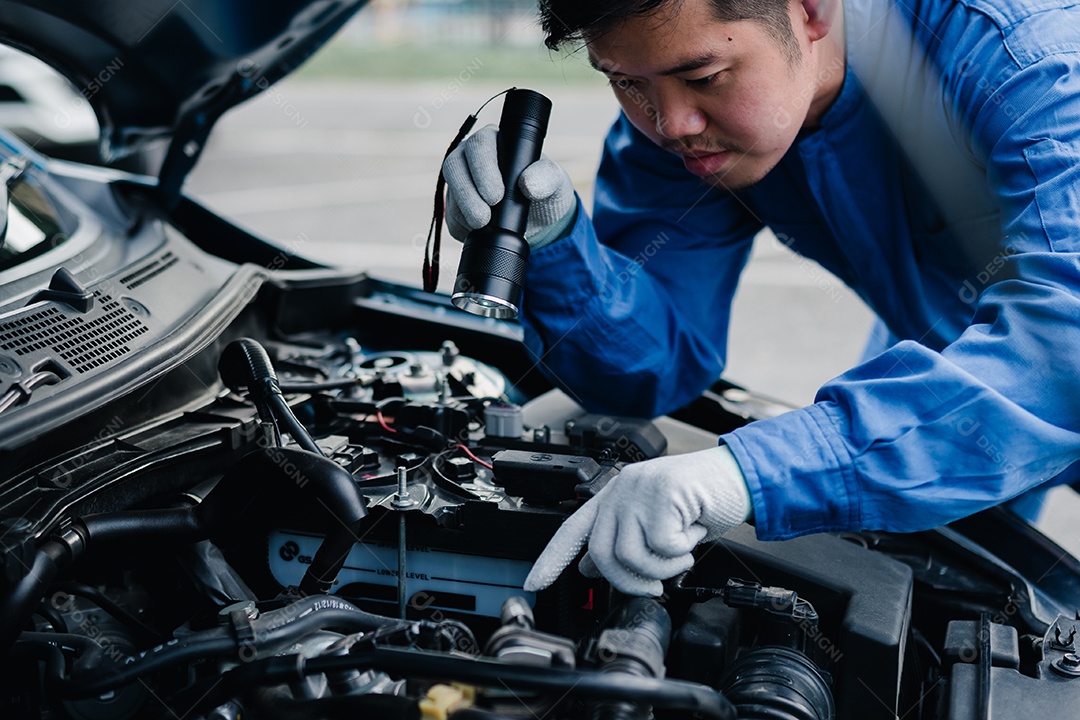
585, 0, 759, 73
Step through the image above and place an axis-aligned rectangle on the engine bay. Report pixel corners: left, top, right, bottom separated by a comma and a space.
3, 266, 1080, 720
0, 0, 1078, 715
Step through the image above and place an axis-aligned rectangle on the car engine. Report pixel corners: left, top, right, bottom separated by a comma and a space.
3, 262, 1080, 720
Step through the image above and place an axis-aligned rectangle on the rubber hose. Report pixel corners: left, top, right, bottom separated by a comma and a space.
29, 595, 399, 699
213, 647, 737, 720
79, 448, 366, 595
219, 338, 323, 455
0, 540, 72, 653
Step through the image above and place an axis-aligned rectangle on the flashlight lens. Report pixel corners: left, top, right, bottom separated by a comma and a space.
451, 292, 518, 319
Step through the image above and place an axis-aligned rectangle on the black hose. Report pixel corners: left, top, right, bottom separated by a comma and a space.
209, 647, 736, 720
719, 647, 834, 720
35, 601, 68, 634
452, 710, 530, 720
590, 598, 672, 720
269, 393, 323, 455
219, 338, 324, 455
0, 447, 368, 655
451, 710, 524, 720
7, 636, 76, 684
20, 596, 400, 699
35, 627, 235, 697
82, 448, 367, 596
52, 582, 162, 645
15, 631, 104, 672
77, 507, 203, 546
262, 692, 418, 720
219, 338, 279, 426
0, 540, 72, 653
331, 649, 726, 714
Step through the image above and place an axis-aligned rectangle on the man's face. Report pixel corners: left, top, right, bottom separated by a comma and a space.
588, 0, 839, 189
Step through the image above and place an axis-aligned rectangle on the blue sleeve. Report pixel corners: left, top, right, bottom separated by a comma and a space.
519, 114, 762, 417
724, 42, 1080, 539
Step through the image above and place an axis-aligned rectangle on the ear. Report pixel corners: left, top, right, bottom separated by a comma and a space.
800, 0, 836, 41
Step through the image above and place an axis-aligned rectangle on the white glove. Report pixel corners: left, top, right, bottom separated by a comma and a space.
442, 125, 576, 249
523, 445, 752, 597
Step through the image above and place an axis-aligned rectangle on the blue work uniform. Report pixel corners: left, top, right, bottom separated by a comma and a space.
519, 0, 1080, 540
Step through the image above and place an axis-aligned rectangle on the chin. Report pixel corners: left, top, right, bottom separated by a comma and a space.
702, 167, 767, 191
703, 154, 781, 191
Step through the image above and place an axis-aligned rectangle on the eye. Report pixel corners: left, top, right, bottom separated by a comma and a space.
607, 76, 639, 91
685, 72, 723, 88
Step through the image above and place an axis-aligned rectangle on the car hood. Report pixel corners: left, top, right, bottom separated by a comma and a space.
0, 0, 367, 200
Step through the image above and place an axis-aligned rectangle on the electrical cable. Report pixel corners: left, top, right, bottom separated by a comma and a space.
377, 410, 397, 433
0, 370, 62, 414
455, 444, 493, 470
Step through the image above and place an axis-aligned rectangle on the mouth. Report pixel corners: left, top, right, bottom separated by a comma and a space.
679, 148, 732, 177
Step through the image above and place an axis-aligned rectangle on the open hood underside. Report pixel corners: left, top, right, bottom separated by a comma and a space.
0, 0, 367, 200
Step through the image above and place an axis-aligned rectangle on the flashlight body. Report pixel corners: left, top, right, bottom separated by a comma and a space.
452, 89, 552, 319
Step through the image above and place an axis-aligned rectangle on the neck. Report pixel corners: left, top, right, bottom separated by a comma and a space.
804, 3, 847, 127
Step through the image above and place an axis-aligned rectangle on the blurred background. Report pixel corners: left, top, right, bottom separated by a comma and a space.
2, 0, 1077, 557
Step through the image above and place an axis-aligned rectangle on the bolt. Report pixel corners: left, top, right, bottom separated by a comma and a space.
440, 340, 459, 367
218, 600, 258, 624
392, 465, 416, 509
1053, 652, 1080, 677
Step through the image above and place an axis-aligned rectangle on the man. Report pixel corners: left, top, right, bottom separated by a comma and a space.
441, 0, 1080, 596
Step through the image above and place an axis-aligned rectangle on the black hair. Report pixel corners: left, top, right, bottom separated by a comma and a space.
539, 0, 801, 63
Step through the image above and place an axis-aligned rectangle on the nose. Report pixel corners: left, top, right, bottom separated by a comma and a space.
653, 87, 707, 140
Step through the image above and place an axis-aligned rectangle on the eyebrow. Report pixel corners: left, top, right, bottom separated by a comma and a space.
588, 53, 722, 76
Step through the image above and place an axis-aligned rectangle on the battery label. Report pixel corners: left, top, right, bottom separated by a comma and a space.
268, 530, 535, 617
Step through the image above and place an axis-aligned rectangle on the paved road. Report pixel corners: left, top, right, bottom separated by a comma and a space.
186, 78, 874, 408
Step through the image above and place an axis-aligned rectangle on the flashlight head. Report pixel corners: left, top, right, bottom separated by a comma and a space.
450, 89, 551, 321
451, 227, 528, 319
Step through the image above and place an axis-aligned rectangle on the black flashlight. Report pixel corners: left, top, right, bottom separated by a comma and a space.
451, 89, 552, 319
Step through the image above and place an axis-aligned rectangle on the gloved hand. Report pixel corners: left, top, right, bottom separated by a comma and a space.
442, 125, 576, 250
523, 445, 752, 597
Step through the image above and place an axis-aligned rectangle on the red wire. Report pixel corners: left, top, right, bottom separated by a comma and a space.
456, 443, 493, 470
376, 410, 397, 433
